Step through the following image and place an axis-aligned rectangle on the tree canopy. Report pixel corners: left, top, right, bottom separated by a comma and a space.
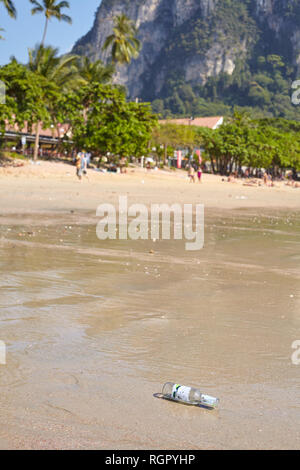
0, 46, 158, 160
154, 112, 300, 174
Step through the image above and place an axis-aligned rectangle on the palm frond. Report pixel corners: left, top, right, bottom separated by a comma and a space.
29, 0, 72, 44
102, 14, 140, 66
1, 0, 17, 18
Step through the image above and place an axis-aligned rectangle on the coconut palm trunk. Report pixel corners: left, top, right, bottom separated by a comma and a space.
41, 17, 49, 46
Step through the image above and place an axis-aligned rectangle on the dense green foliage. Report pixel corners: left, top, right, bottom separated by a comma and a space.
62, 83, 157, 156
0, 45, 157, 160
0, 59, 59, 132
199, 114, 300, 174
154, 113, 300, 174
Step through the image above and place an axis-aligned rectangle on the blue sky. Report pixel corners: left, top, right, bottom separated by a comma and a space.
0, 0, 101, 65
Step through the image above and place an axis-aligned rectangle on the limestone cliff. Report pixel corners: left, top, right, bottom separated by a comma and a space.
73, 0, 300, 115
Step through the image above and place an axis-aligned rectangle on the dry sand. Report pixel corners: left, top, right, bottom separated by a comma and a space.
0, 160, 299, 217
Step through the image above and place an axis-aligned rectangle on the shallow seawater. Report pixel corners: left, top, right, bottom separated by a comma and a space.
0, 210, 299, 449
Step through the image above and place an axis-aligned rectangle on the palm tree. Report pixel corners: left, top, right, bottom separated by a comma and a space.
77, 56, 115, 85
75, 56, 115, 122
0, 27, 5, 40
27, 44, 78, 160
102, 14, 141, 65
28, 44, 78, 90
29, 0, 72, 46
0, 0, 16, 18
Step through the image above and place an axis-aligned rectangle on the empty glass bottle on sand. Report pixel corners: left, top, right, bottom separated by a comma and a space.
162, 382, 219, 408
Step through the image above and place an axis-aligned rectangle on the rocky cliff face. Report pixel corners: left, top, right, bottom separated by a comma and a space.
73, 0, 300, 103
255, 0, 300, 73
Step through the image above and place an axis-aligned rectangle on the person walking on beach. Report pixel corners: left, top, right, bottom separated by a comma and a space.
75, 151, 83, 180
120, 156, 127, 174
197, 165, 202, 183
188, 165, 196, 183
81, 151, 89, 177
266, 173, 272, 187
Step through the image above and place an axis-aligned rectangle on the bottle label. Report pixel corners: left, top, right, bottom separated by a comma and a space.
172, 384, 191, 402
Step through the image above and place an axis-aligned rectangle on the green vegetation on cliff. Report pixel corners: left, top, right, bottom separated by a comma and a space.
147, 0, 300, 119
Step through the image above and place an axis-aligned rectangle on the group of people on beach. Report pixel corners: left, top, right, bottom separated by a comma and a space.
188, 164, 202, 183
223, 170, 299, 188
73, 152, 299, 189
74, 152, 129, 179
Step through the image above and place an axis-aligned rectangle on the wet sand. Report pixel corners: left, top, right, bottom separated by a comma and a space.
0, 163, 299, 449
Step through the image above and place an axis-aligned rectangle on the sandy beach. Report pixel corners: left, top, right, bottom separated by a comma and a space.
0, 161, 299, 449
0, 161, 299, 216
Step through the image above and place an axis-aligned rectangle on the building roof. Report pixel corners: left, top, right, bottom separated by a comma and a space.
5, 121, 71, 138
3, 121, 72, 144
159, 116, 224, 130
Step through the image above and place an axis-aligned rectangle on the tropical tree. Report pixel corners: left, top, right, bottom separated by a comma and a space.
0, 60, 58, 159
154, 122, 199, 161
29, 0, 72, 46
28, 44, 78, 90
0, 0, 16, 18
27, 45, 78, 159
77, 56, 115, 86
102, 14, 141, 65
70, 84, 157, 157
